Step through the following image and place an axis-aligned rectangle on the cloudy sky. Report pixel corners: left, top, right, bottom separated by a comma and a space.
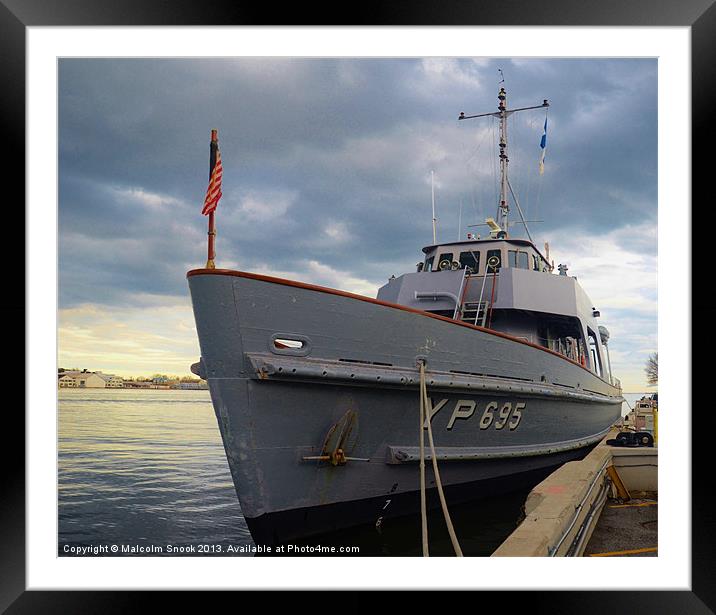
58, 57, 657, 390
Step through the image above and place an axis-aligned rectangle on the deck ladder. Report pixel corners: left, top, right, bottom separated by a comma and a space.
460, 301, 489, 327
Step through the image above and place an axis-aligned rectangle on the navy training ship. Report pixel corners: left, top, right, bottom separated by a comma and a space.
187, 86, 623, 546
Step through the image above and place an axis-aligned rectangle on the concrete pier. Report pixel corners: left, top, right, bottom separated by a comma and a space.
492, 432, 657, 557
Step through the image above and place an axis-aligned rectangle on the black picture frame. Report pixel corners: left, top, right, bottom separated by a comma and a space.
6, 0, 709, 610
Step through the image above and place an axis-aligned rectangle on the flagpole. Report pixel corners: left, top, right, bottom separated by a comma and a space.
206, 129, 218, 269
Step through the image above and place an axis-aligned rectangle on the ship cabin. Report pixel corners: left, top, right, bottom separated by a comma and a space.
376, 237, 615, 384
421, 237, 551, 275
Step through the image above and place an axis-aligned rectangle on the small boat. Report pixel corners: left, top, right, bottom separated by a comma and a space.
187, 86, 623, 546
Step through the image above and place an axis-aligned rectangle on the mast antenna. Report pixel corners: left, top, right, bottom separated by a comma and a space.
431, 170, 437, 244
458, 198, 463, 241
459, 87, 549, 237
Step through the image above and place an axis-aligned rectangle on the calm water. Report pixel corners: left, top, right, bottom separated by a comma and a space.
58, 389, 252, 556
58, 389, 647, 556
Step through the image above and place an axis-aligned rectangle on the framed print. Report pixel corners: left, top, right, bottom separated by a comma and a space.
6, 0, 710, 609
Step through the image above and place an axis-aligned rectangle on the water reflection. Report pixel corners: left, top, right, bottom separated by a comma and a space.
59, 389, 252, 556
59, 388, 585, 557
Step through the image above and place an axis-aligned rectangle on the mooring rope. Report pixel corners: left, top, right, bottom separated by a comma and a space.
419, 361, 464, 557
418, 363, 429, 557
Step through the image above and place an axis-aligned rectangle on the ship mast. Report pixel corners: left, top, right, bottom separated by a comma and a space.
459, 86, 549, 235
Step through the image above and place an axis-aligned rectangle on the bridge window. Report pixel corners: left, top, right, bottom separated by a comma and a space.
533, 255, 540, 271
437, 252, 454, 270
424, 256, 435, 272
509, 250, 529, 269
486, 249, 502, 272
459, 250, 480, 273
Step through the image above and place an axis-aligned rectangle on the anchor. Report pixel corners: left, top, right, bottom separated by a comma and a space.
301, 409, 369, 466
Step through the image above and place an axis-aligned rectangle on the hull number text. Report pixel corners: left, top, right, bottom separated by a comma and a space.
424, 399, 525, 431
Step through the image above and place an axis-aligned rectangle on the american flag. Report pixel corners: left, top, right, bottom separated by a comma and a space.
202, 149, 223, 215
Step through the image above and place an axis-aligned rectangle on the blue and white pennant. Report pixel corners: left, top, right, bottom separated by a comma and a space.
539, 115, 548, 175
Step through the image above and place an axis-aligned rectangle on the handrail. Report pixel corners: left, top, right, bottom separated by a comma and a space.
452, 268, 469, 320
414, 291, 459, 304
548, 456, 611, 556
476, 266, 492, 326
566, 479, 611, 556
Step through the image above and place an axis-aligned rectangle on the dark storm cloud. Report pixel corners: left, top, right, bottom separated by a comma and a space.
59, 57, 657, 309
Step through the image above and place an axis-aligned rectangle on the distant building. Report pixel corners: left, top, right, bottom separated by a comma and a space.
58, 374, 78, 388
176, 382, 208, 390
57, 370, 124, 388
73, 373, 107, 388
96, 373, 124, 388
123, 381, 152, 389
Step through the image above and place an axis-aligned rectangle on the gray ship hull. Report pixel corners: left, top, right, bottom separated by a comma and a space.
187, 269, 623, 545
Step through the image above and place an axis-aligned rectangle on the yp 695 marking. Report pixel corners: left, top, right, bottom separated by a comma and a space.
425, 398, 526, 431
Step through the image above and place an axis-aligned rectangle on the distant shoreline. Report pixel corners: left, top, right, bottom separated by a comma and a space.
58, 386, 208, 391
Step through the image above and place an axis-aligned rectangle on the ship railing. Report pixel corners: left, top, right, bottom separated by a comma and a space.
538, 336, 582, 363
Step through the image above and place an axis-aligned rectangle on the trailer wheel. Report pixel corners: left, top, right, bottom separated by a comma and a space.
636, 432, 654, 447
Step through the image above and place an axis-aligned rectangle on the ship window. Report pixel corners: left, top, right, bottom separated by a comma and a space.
587, 328, 603, 378
533, 255, 540, 271
437, 252, 454, 271
424, 256, 435, 272
486, 249, 501, 272
459, 251, 480, 273
508, 250, 529, 269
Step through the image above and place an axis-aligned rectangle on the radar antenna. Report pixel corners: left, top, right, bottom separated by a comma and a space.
459, 87, 549, 236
